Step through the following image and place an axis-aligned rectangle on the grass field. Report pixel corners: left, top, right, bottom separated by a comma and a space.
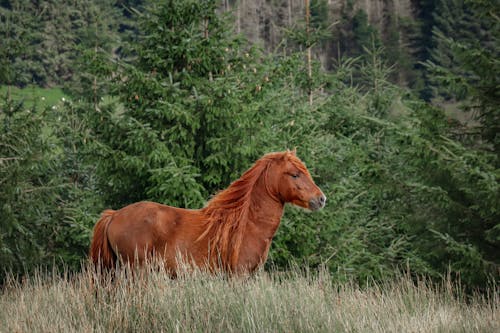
0, 85, 67, 109
1, 265, 498, 333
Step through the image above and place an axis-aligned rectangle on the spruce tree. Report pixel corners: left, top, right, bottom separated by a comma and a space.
0, 0, 41, 87
426, 0, 500, 154
87, 0, 301, 208
0, 94, 100, 279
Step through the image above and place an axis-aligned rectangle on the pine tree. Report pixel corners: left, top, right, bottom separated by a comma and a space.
0, 0, 42, 87
425, 0, 500, 154
0, 93, 100, 279
68, 0, 119, 102
86, 0, 293, 208
0, 0, 120, 88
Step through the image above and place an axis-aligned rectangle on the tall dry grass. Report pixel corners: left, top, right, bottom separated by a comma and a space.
0, 263, 498, 333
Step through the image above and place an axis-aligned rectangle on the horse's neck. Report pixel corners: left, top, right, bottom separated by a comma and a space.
198, 170, 284, 272
229, 181, 283, 272
247, 177, 285, 238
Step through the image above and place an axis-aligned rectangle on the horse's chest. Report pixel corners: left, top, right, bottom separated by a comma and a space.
238, 236, 272, 271
236, 216, 281, 272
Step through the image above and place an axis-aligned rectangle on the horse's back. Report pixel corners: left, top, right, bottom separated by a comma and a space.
106, 201, 203, 265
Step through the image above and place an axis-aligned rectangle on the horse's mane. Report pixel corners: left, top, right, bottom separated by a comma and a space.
198, 151, 305, 271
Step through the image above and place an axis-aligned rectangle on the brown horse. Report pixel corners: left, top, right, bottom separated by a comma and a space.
89, 150, 325, 275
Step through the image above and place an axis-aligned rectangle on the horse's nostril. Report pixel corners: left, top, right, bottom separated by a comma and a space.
319, 195, 326, 205
309, 195, 326, 211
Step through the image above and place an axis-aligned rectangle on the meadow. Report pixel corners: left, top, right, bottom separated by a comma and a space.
1, 265, 498, 333
0, 85, 66, 109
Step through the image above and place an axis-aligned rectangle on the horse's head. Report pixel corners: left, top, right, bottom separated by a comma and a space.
267, 150, 326, 211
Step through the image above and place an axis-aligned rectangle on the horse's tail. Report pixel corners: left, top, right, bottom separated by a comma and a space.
89, 210, 116, 269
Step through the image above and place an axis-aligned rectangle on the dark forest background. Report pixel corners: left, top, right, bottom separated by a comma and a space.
0, 0, 498, 289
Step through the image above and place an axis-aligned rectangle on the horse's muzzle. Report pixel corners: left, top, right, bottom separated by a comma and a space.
309, 194, 326, 211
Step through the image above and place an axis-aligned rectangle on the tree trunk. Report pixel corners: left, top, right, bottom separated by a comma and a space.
305, 0, 312, 105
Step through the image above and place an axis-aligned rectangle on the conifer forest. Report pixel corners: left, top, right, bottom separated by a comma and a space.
0, 0, 499, 291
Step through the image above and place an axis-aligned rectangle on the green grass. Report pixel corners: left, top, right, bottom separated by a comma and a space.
0, 85, 67, 109
1, 265, 498, 333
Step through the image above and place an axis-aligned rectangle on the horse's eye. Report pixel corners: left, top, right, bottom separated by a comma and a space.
291, 174, 299, 179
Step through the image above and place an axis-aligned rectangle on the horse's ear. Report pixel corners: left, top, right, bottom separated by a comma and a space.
286, 148, 296, 156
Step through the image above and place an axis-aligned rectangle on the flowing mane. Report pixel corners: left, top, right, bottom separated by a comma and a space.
198, 152, 298, 270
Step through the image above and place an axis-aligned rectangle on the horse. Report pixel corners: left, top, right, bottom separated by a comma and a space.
89, 150, 326, 275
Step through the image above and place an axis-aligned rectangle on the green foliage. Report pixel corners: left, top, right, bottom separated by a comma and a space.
425, 0, 500, 153
0, 0, 498, 291
0, 97, 54, 276
0, 0, 120, 88
0, 0, 41, 86
268, 52, 499, 288
335, 8, 382, 61
0, 92, 101, 280
310, 0, 329, 30
86, 0, 241, 206
67, 0, 119, 100
286, 0, 332, 49
352, 10, 381, 55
